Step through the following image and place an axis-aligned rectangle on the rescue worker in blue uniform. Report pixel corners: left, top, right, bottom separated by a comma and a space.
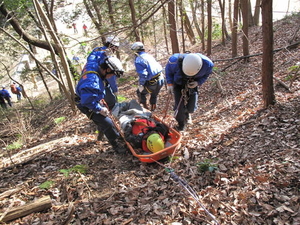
75, 56, 126, 153
131, 42, 164, 111
91, 36, 120, 99
1, 86, 12, 107
165, 53, 214, 131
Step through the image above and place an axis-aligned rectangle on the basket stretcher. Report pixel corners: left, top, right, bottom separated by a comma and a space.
123, 115, 182, 163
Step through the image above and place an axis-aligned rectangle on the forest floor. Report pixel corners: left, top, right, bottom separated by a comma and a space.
0, 14, 299, 225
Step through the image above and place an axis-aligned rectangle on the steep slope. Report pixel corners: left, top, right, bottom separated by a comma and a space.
0, 14, 299, 225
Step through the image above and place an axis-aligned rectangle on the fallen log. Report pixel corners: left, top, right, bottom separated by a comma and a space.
0, 195, 52, 223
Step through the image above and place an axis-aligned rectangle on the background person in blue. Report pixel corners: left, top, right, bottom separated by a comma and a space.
131, 42, 164, 111
1, 85, 12, 107
165, 53, 214, 131
75, 56, 126, 153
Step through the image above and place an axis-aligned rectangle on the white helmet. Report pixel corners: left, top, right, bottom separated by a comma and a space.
182, 53, 203, 76
131, 42, 144, 52
106, 36, 120, 47
105, 56, 124, 77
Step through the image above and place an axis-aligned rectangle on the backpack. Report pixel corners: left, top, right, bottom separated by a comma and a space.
10, 84, 18, 94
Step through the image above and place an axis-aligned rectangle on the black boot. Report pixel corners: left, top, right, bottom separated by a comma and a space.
111, 137, 127, 154
142, 103, 149, 109
97, 131, 104, 141
150, 104, 156, 112
175, 122, 186, 131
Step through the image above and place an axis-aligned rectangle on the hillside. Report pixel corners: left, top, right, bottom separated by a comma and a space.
0, 14, 299, 225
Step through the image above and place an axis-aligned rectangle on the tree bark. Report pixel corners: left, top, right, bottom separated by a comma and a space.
182, 5, 196, 46
129, 0, 141, 41
207, 0, 212, 55
253, 0, 261, 26
232, 0, 239, 57
241, 0, 250, 61
168, 0, 179, 54
190, 0, 203, 45
261, 0, 275, 107
201, 0, 205, 51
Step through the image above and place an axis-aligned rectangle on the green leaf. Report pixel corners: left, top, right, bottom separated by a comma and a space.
39, 180, 55, 189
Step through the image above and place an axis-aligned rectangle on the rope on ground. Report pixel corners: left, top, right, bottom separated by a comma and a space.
153, 159, 220, 225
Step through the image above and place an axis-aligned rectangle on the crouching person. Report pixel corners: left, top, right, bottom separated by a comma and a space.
75, 56, 126, 153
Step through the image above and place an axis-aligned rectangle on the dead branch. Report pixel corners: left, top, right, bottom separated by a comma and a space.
274, 76, 292, 92
0, 195, 52, 223
61, 202, 75, 225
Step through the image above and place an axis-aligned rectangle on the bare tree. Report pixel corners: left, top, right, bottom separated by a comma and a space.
261, 0, 275, 107
182, 5, 196, 46
168, 0, 179, 54
207, 0, 212, 55
253, 0, 261, 26
201, 0, 205, 51
190, 0, 203, 46
129, 0, 141, 41
240, 0, 250, 61
232, 0, 239, 57
162, 5, 170, 55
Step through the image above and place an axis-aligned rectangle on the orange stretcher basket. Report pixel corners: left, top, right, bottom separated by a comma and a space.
124, 115, 182, 163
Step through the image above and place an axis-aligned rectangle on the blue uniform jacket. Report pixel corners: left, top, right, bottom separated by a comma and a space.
0, 89, 11, 98
134, 51, 163, 86
76, 49, 107, 113
165, 53, 214, 86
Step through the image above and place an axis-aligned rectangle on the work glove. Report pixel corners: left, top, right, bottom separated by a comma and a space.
187, 81, 198, 89
138, 85, 144, 92
167, 85, 174, 94
99, 107, 109, 117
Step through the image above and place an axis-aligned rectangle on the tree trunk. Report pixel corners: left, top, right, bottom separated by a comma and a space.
83, 0, 102, 36
33, 0, 75, 110
218, 0, 226, 46
162, 5, 170, 55
207, 0, 212, 56
261, 0, 275, 107
180, 0, 185, 52
190, 1, 203, 45
232, 0, 239, 57
129, 0, 141, 41
182, 6, 196, 46
228, 0, 233, 31
168, 0, 179, 54
253, 0, 261, 25
248, 0, 254, 27
201, 0, 205, 51
241, 0, 250, 61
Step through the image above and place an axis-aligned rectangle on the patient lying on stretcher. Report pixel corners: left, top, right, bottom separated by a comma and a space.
111, 100, 171, 153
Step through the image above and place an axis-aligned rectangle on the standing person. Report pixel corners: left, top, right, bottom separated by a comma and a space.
131, 42, 164, 111
165, 53, 214, 131
72, 22, 78, 34
10, 83, 22, 101
1, 86, 12, 107
0, 91, 7, 109
75, 56, 126, 153
83, 24, 88, 36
